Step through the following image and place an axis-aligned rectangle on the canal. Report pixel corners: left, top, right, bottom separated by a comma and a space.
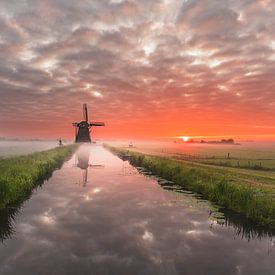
0, 145, 274, 275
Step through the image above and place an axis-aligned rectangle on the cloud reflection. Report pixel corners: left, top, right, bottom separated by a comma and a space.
0, 146, 274, 275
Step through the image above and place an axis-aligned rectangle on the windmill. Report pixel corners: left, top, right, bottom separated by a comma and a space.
72, 104, 105, 143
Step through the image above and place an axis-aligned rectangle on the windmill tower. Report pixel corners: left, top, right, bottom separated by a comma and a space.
72, 104, 105, 143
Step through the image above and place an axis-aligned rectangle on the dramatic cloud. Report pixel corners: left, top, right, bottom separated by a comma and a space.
0, 0, 274, 139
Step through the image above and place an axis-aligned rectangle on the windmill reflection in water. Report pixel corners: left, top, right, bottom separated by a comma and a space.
74, 146, 104, 187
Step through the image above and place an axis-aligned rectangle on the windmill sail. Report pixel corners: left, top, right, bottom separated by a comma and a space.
73, 104, 105, 143
90, 122, 105, 126
83, 104, 89, 122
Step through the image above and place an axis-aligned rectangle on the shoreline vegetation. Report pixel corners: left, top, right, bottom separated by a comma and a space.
106, 145, 275, 229
0, 144, 79, 210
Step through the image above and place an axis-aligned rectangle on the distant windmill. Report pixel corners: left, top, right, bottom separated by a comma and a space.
72, 104, 105, 143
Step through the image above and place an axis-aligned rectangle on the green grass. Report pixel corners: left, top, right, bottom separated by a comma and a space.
171, 153, 275, 171
108, 146, 275, 229
120, 142, 275, 171
0, 144, 79, 209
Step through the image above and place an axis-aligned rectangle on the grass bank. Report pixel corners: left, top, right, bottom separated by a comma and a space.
0, 144, 79, 209
108, 146, 275, 229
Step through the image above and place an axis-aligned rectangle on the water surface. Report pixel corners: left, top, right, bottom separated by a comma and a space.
0, 145, 274, 275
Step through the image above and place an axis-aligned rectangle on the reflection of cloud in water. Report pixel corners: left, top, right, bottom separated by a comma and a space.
185, 230, 215, 237
93, 188, 101, 194
37, 239, 54, 248
39, 209, 56, 225
17, 223, 35, 235
40, 214, 55, 225
83, 195, 93, 201
142, 231, 154, 242
0, 146, 274, 275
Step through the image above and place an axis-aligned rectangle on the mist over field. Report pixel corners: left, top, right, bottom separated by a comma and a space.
0, 140, 61, 157
108, 139, 275, 158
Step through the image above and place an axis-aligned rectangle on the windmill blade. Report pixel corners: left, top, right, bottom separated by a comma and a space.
73, 123, 78, 141
90, 122, 105, 126
83, 104, 89, 121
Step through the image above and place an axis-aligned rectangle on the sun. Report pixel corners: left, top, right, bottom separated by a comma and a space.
182, 136, 190, 142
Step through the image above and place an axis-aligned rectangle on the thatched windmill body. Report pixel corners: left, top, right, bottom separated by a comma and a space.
73, 104, 105, 143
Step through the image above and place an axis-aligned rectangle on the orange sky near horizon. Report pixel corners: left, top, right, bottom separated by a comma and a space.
0, 0, 275, 141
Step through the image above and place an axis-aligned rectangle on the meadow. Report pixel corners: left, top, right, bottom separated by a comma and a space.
107, 144, 275, 229
118, 141, 275, 171
0, 144, 78, 209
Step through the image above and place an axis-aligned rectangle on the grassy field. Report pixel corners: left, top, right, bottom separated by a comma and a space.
0, 144, 78, 210
113, 141, 275, 171
107, 145, 275, 229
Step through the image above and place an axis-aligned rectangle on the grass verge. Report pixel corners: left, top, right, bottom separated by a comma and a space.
0, 144, 79, 210
108, 146, 275, 229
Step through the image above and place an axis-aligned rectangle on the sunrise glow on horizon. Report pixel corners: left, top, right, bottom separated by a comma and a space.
0, 1, 275, 140
172, 134, 275, 142
181, 136, 190, 142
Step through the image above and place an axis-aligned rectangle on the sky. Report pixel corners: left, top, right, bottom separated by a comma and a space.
0, 0, 274, 140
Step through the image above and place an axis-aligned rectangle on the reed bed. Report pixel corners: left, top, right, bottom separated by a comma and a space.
0, 144, 78, 209
108, 146, 275, 229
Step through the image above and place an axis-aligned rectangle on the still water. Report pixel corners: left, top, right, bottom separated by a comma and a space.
0, 145, 274, 275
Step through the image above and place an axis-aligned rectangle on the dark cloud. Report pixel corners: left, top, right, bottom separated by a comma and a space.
0, 0, 274, 138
